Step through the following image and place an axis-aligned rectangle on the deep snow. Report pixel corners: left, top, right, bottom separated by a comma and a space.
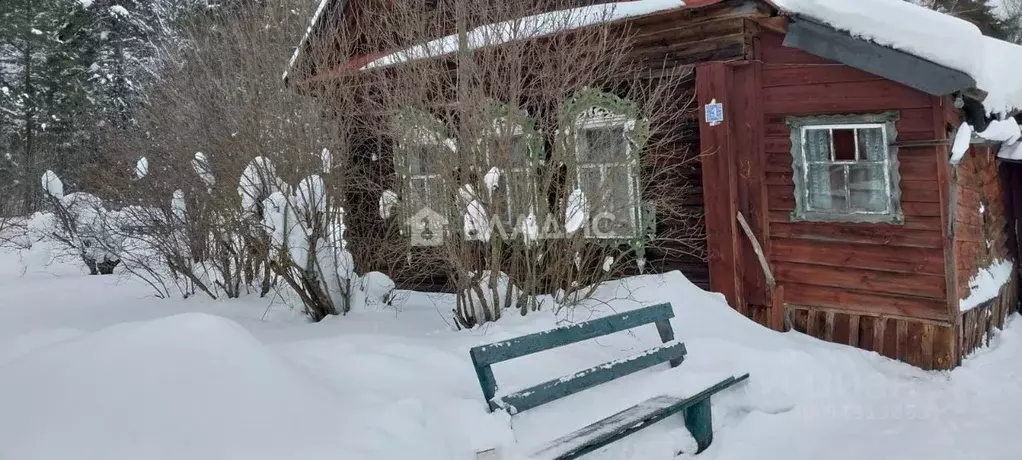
1, 251, 1021, 459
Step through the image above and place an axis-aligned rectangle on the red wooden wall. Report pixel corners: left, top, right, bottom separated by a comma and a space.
700, 29, 964, 368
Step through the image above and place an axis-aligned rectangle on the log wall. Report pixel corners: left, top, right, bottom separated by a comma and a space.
952, 145, 1019, 357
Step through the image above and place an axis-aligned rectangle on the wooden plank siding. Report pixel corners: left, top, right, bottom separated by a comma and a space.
751, 31, 961, 367
951, 145, 1019, 360
758, 30, 951, 324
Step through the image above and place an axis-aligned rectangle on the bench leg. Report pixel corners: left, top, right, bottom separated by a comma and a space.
683, 398, 713, 454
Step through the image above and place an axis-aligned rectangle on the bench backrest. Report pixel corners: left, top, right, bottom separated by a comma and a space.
469, 302, 683, 413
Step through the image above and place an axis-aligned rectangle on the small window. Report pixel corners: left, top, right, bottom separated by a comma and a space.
482, 110, 541, 228
574, 110, 641, 239
393, 110, 455, 245
788, 113, 902, 223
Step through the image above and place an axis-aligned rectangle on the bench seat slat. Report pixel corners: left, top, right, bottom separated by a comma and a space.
528, 374, 750, 460
495, 341, 687, 414
470, 303, 674, 367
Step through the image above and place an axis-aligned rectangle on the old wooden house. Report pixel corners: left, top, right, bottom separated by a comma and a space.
288, 0, 1022, 369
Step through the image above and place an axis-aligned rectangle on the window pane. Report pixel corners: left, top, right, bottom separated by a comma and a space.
408, 178, 429, 212
504, 169, 534, 221
857, 127, 887, 161
807, 164, 847, 212
580, 127, 627, 163
510, 135, 530, 168
408, 145, 443, 175
605, 166, 636, 237
849, 165, 888, 212
832, 129, 856, 161
804, 129, 832, 162
578, 167, 602, 207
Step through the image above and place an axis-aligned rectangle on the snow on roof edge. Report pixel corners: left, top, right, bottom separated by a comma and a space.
361, 0, 689, 70
284, 0, 341, 83
768, 0, 1022, 116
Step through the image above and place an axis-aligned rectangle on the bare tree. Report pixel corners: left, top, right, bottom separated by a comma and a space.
298, 0, 700, 328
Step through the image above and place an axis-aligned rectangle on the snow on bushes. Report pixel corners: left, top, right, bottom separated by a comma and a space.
34, 171, 122, 275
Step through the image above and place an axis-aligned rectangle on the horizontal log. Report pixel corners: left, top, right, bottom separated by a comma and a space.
775, 261, 946, 299
762, 64, 884, 88
769, 210, 942, 231
782, 282, 951, 322
770, 221, 944, 248
764, 80, 932, 114
766, 187, 943, 216
771, 237, 946, 275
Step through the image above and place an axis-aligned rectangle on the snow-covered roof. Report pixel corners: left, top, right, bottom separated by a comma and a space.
284, 0, 342, 82
769, 0, 1022, 115
362, 0, 690, 70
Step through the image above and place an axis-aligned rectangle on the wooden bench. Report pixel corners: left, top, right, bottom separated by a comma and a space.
469, 303, 749, 459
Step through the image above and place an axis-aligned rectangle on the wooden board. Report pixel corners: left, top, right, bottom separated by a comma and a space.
497, 342, 687, 414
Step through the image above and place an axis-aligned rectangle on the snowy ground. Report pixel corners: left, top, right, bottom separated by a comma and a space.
0, 251, 1020, 460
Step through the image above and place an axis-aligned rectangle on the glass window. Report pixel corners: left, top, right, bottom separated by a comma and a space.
788, 114, 902, 223
574, 119, 639, 239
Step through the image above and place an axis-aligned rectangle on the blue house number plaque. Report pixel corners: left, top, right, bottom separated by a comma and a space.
705, 99, 724, 126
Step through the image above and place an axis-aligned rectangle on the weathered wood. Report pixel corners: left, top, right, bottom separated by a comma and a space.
873, 317, 887, 356
921, 324, 935, 370
733, 61, 770, 308
847, 314, 860, 347
823, 311, 835, 342
469, 303, 674, 366
774, 262, 946, 300
771, 238, 946, 276
783, 19, 975, 96
770, 284, 786, 331
782, 283, 949, 322
527, 375, 750, 460
769, 222, 944, 249
697, 61, 746, 312
496, 342, 687, 414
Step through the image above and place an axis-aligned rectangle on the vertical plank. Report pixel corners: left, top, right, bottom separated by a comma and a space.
733, 61, 769, 309
859, 316, 874, 351
791, 307, 808, 333
832, 313, 850, 345
873, 317, 887, 356
823, 311, 835, 342
896, 320, 910, 362
806, 309, 820, 338
921, 324, 935, 370
696, 62, 746, 314
884, 318, 899, 360
770, 285, 786, 331
932, 95, 959, 324
933, 325, 956, 369
907, 322, 925, 368
847, 315, 860, 347
654, 319, 683, 368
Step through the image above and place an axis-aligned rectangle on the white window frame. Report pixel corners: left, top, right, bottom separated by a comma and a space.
800, 123, 893, 214
397, 125, 455, 246
483, 118, 539, 226
573, 111, 641, 240
788, 112, 903, 224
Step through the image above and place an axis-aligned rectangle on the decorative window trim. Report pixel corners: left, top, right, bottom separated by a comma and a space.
786, 112, 903, 224
480, 102, 544, 226
392, 108, 455, 246
560, 89, 651, 242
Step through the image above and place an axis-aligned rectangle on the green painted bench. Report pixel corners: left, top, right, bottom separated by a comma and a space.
468, 303, 749, 459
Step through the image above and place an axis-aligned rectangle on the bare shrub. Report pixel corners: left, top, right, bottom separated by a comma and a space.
297, 0, 700, 328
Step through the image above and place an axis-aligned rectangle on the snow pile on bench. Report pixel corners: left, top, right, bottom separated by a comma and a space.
772, 0, 1022, 115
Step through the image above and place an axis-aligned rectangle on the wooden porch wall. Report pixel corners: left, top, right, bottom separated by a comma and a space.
960, 274, 1018, 359
757, 31, 952, 321
952, 146, 1020, 358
